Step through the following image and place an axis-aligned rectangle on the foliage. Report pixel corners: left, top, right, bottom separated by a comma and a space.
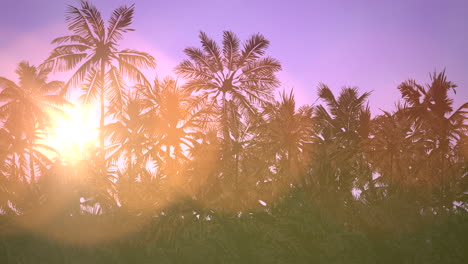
0, 1, 467, 262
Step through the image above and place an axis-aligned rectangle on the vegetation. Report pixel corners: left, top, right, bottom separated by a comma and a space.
0, 1, 466, 263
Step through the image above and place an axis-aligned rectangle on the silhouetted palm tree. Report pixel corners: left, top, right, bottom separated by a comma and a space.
184, 129, 223, 204
397, 70, 467, 207
0, 127, 26, 215
105, 91, 150, 173
137, 78, 207, 189
0, 61, 66, 182
175, 31, 281, 149
42, 0, 156, 153
311, 84, 371, 202
366, 107, 426, 198
104, 89, 167, 213
258, 90, 313, 187
175, 31, 281, 194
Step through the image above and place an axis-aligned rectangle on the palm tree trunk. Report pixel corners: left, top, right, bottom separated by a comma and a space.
221, 92, 231, 181
221, 92, 230, 144
99, 61, 106, 159
14, 154, 25, 183
29, 143, 35, 183
235, 152, 239, 192
390, 153, 393, 181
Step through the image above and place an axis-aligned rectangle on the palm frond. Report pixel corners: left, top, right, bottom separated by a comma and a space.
199, 31, 223, 71
80, 1, 105, 41
52, 44, 91, 54
449, 102, 468, 122
398, 80, 423, 106
117, 49, 156, 69
65, 1, 99, 44
317, 83, 337, 114
183, 79, 217, 94
222, 31, 240, 70
175, 60, 214, 80
116, 57, 151, 87
183, 47, 216, 72
38, 94, 70, 107
43, 49, 88, 72
0, 77, 18, 91
62, 56, 99, 96
51, 34, 92, 45
42, 80, 64, 93
106, 66, 128, 116
104, 122, 130, 145
239, 33, 269, 65
241, 57, 282, 76
79, 68, 101, 104
15, 61, 37, 88
107, 4, 135, 43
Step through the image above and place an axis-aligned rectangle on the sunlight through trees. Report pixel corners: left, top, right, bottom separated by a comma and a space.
0, 1, 466, 263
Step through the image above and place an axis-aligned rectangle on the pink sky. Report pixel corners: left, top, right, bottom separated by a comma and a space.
1, 0, 467, 115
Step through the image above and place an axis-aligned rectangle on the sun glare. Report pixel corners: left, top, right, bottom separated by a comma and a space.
45, 104, 99, 160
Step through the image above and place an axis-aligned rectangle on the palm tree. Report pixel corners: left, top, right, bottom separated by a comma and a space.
137, 78, 207, 189
104, 93, 162, 214
42, 0, 156, 154
184, 129, 223, 205
0, 61, 67, 182
0, 127, 26, 215
175, 31, 281, 151
310, 84, 372, 203
366, 106, 427, 199
397, 70, 467, 207
105, 91, 151, 175
257, 90, 314, 187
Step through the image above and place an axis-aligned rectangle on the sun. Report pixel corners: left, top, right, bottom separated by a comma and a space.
45, 104, 99, 160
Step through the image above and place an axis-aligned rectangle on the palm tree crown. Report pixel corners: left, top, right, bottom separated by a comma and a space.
42, 0, 156, 151
175, 31, 282, 142
0, 61, 67, 182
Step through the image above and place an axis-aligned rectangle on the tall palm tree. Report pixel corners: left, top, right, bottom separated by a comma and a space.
42, 0, 156, 154
184, 128, 221, 196
175, 31, 281, 149
311, 84, 371, 202
105, 91, 150, 174
257, 90, 314, 187
0, 127, 28, 215
366, 106, 427, 198
397, 70, 467, 206
137, 78, 207, 188
0, 61, 66, 182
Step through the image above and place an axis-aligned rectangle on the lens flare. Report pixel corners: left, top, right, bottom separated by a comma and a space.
45, 104, 99, 160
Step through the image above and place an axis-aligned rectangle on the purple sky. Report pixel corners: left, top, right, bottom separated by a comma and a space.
1, 0, 467, 115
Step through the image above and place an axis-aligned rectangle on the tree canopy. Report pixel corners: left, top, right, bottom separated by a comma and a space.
0, 1, 466, 263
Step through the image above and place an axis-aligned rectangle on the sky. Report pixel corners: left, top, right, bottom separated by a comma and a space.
0, 0, 467, 115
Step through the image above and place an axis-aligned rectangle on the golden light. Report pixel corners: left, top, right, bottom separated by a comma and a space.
45, 104, 99, 160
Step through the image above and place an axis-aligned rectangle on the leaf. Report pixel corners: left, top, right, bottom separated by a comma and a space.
241, 57, 282, 76
80, 1, 105, 41
106, 66, 128, 117
117, 49, 156, 69
65, 1, 99, 44
116, 57, 151, 87
239, 33, 269, 65
199, 31, 223, 71
79, 68, 101, 104
51, 35, 92, 45
175, 60, 214, 80
222, 31, 240, 71
107, 4, 135, 43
